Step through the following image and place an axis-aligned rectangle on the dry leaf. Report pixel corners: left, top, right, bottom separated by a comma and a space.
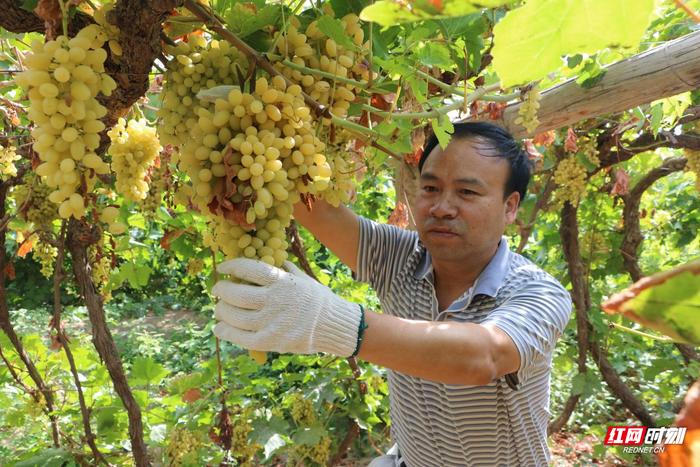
160, 229, 187, 250
17, 237, 34, 258
4, 262, 15, 280
564, 128, 578, 153
610, 169, 630, 196
533, 130, 556, 147
388, 202, 409, 229
182, 388, 202, 404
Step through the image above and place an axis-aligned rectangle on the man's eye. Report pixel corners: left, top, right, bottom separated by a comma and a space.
460, 189, 476, 195
422, 186, 437, 192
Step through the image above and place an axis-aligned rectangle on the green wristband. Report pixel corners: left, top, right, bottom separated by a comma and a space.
350, 304, 368, 358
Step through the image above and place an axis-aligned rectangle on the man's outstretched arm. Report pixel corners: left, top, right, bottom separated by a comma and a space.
358, 311, 520, 386
293, 200, 360, 273
211, 258, 524, 387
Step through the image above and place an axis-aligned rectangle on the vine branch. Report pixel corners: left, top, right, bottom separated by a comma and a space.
560, 202, 656, 427
0, 182, 61, 447
52, 222, 106, 465
620, 157, 688, 282
67, 219, 149, 466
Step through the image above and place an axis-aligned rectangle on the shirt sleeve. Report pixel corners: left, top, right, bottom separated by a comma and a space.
481, 275, 572, 386
355, 216, 418, 298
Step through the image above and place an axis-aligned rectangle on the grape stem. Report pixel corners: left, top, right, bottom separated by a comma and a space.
268, 55, 385, 93
608, 321, 673, 342
414, 68, 466, 97
413, 69, 518, 104
58, 0, 71, 38
358, 83, 498, 120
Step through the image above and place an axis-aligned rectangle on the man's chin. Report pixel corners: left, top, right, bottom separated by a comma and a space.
424, 240, 465, 258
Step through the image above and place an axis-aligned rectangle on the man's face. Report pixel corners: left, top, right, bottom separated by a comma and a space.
414, 137, 520, 266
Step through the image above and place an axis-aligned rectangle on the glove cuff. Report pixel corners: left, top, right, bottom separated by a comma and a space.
314, 299, 363, 357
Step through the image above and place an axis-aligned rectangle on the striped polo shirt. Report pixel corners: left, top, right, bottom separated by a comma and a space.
356, 217, 572, 466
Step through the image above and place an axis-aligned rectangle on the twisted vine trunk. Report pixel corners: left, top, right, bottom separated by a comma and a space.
66, 220, 150, 466
52, 224, 106, 464
0, 182, 61, 446
560, 203, 656, 427
548, 204, 591, 434
619, 156, 699, 365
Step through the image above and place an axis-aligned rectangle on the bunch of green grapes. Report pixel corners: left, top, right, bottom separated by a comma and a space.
99, 205, 127, 235
165, 427, 201, 467
158, 35, 248, 147
514, 85, 541, 134
288, 436, 331, 467
0, 144, 20, 179
578, 136, 600, 167
33, 239, 58, 278
23, 393, 46, 418
89, 244, 113, 300
318, 143, 359, 207
15, 24, 116, 220
289, 393, 315, 426
580, 230, 609, 258
107, 118, 162, 201
230, 411, 259, 464
186, 258, 204, 275
272, 11, 371, 122
92, 1, 122, 58
684, 148, 700, 191
552, 156, 587, 208
177, 76, 335, 266
140, 154, 172, 218
13, 175, 58, 232
310, 436, 332, 466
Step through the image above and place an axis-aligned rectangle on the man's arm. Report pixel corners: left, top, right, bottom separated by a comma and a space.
357, 311, 520, 386
293, 200, 360, 272
357, 278, 572, 386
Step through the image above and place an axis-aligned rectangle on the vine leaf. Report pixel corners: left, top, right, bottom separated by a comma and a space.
163, 14, 205, 41
602, 259, 700, 345
492, 0, 654, 87
224, 3, 281, 39
360, 0, 514, 27
415, 42, 452, 68
130, 357, 168, 386
15, 448, 72, 467
431, 115, 453, 149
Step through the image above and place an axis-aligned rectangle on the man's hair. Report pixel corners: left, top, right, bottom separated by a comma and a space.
418, 121, 532, 201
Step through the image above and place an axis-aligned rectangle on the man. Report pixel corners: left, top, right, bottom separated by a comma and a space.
212, 122, 572, 466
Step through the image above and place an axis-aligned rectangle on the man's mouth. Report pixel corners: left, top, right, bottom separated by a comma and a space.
428, 228, 458, 237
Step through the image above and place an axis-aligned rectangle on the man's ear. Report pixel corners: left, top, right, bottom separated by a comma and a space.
504, 191, 520, 224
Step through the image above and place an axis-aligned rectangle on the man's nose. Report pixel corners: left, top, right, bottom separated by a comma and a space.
429, 193, 457, 218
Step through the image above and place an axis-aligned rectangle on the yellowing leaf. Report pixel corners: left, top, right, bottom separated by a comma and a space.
602, 259, 700, 345
492, 0, 654, 87
17, 237, 34, 258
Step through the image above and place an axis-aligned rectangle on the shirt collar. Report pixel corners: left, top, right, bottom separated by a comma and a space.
413, 236, 511, 298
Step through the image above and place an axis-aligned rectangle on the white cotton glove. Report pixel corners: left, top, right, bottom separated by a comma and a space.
211, 258, 363, 357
